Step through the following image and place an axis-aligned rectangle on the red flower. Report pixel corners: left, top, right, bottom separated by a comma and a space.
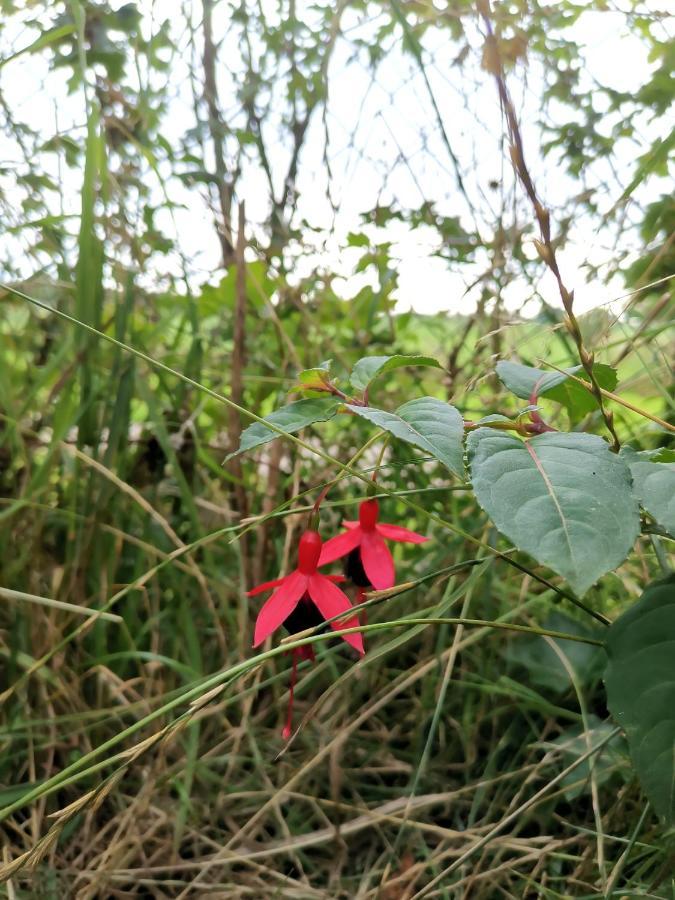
318, 499, 428, 590
248, 529, 365, 738
248, 530, 364, 654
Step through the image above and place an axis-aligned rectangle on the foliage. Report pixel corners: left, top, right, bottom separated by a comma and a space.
467, 429, 640, 596
605, 575, 675, 827
0, 0, 673, 897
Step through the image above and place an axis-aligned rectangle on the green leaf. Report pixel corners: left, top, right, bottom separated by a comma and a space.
544, 718, 628, 801
0, 23, 77, 70
467, 430, 640, 595
75, 109, 105, 447
347, 397, 465, 478
475, 413, 514, 426
496, 360, 618, 418
346, 231, 370, 247
547, 365, 618, 418
350, 355, 443, 392
225, 399, 341, 461
621, 446, 675, 537
496, 360, 572, 400
198, 260, 275, 317
291, 363, 333, 393
505, 611, 604, 694
604, 574, 675, 825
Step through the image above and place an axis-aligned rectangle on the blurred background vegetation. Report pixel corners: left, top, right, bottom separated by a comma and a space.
0, 0, 673, 896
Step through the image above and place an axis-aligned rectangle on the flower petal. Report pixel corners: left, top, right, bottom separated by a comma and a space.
317, 527, 362, 566
307, 574, 364, 655
247, 577, 285, 597
376, 523, 429, 544
253, 571, 308, 647
326, 574, 347, 583
361, 531, 395, 590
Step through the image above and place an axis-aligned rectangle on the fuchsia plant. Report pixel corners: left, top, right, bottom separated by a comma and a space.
247, 502, 429, 738
319, 498, 428, 590
236, 352, 675, 826
247, 529, 363, 654
247, 528, 367, 738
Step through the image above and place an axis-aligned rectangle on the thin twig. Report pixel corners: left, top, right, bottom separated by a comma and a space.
479, 1, 621, 450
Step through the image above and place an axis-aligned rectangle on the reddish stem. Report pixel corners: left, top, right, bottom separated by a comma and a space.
328, 384, 365, 406
312, 483, 332, 514
527, 386, 556, 433
525, 420, 557, 434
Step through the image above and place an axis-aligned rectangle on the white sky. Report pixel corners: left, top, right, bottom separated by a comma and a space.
0, 1, 672, 316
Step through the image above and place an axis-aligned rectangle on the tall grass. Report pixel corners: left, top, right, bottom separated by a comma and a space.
0, 253, 671, 896
1, 14, 673, 896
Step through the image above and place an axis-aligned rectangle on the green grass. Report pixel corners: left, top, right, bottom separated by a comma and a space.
0, 269, 672, 896
1, 7, 673, 887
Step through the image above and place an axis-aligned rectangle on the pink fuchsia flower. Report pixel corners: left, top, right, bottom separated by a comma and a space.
248, 529, 365, 738
318, 499, 428, 590
248, 530, 364, 655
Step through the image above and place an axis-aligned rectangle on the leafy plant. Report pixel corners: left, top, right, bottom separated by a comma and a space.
605, 575, 675, 826
0, 1, 673, 896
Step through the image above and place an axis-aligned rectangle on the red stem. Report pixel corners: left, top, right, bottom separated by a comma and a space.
312, 483, 332, 514
328, 384, 365, 406
527, 386, 556, 433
